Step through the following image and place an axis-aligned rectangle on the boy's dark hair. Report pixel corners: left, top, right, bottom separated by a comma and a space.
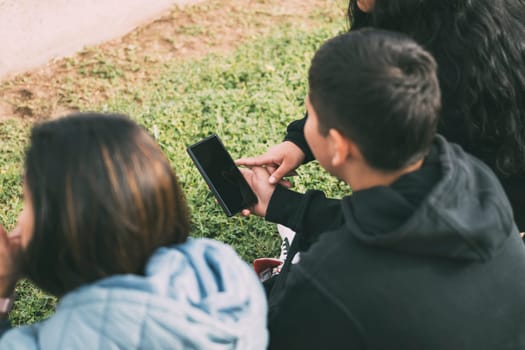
308, 29, 441, 171
23, 113, 191, 296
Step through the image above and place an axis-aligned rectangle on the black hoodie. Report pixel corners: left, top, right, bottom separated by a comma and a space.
265, 136, 525, 350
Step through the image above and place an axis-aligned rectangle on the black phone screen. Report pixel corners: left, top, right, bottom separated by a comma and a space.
187, 135, 257, 216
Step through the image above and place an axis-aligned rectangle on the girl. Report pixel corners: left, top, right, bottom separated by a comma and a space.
0, 113, 268, 349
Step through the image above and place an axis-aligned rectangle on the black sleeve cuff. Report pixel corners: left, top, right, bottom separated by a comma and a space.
265, 186, 307, 230
284, 113, 315, 163
266, 186, 345, 244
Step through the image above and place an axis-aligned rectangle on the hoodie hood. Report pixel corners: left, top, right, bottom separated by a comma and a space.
1, 238, 268, 349
344, 135, 517, 262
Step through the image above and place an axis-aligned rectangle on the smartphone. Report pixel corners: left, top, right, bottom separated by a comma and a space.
187, 135, 258, 216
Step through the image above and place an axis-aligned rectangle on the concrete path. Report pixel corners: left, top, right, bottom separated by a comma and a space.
0, 0, 200, 79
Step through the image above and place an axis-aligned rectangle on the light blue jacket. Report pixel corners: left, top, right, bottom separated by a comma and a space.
0, 238, 268, 349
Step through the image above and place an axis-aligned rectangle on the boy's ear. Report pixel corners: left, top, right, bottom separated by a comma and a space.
328, 129, 362, 167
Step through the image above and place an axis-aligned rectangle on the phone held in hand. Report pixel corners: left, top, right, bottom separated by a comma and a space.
187, 134, 258, 216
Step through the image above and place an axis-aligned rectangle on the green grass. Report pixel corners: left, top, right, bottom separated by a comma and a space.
0, 19, 349, 326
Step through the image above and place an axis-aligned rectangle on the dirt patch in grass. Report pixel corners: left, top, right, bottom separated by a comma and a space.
0, 0, 344, 121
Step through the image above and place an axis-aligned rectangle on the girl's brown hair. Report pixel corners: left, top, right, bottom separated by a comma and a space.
23, 113, 190, 296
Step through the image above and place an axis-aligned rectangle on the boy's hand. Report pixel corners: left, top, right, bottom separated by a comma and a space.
239, 166, 278, 217
236, 141, 304, 185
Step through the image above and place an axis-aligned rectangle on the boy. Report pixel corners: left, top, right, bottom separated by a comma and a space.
241, 29, 525, 349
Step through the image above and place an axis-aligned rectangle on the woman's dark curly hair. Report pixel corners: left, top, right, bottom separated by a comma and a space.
348, 0, 525, 176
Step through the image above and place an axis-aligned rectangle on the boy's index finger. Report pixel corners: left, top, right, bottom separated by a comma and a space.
234, 158, 253, 166
235, 155, 280, 167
